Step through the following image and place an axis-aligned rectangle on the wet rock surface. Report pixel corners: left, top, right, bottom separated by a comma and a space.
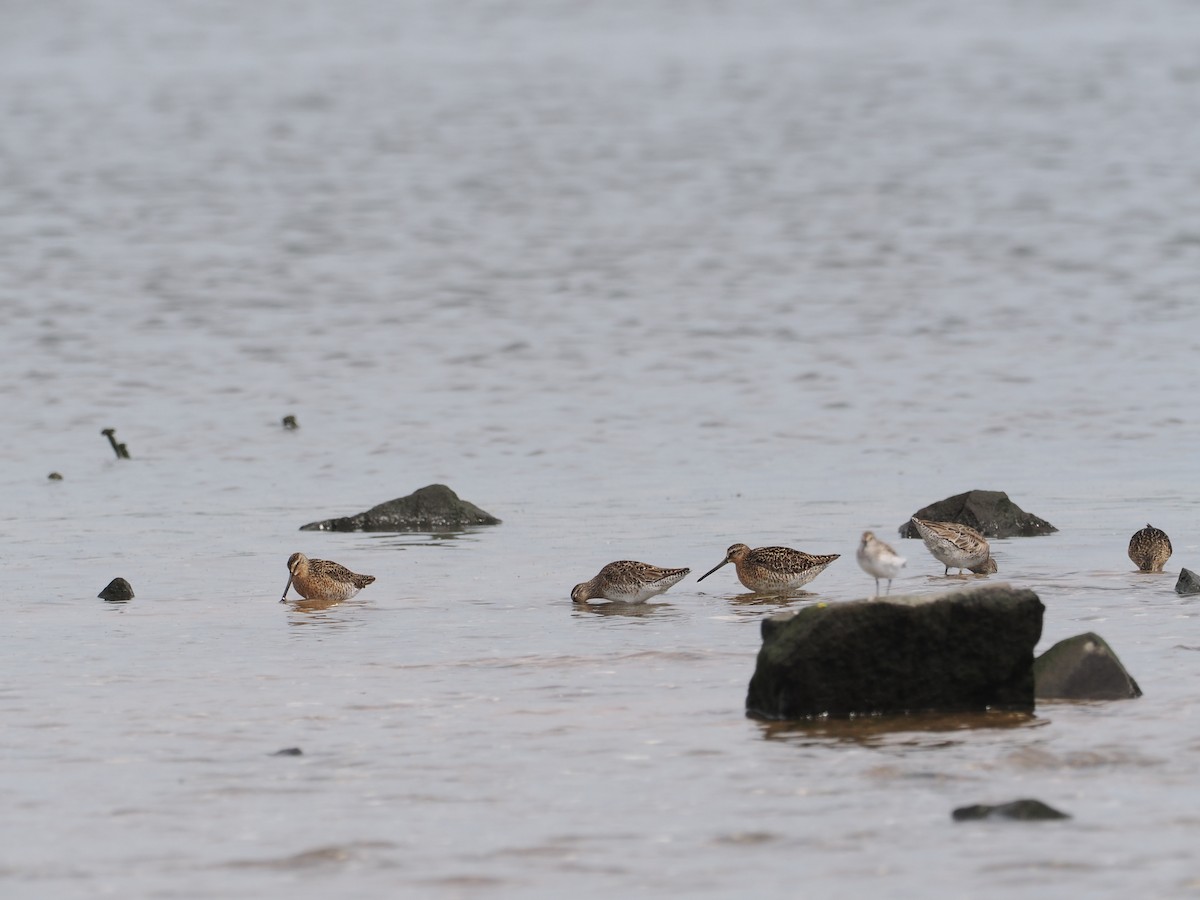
1176, 568, 1200, 595
98, 577, 135, 602
897, 490, 1056, 539
952, 799, 1070, 821
300, 484, 501, 532
1033, 632, 1142, 700
746, 583, 1044, 720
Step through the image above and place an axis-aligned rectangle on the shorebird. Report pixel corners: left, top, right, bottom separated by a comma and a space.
696, 543, 839, 594
857, 530, 906, 595
1128, 524, 1171, 572
571, 561, 690, 604
910, 517, 996, 575
281, 552, 375, 602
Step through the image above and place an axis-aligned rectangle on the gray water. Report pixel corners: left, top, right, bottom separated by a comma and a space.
3, 1, 1200, 897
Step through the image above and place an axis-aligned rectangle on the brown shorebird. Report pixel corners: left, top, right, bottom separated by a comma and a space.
911, 517, 996, 575
1128, 524, 1171, 572
281, 553, 375, 602
697, 543, 839, 594
571, 561, 690, 604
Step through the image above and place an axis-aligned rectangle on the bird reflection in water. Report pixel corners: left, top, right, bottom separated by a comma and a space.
284, 595, 367, 629
573, 601, 680, 620
727, 590, 817, 606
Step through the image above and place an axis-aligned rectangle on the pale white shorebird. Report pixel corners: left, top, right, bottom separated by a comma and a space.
856, 530, 906, 595
571, 561, 690, 604
910, 517, 996, 576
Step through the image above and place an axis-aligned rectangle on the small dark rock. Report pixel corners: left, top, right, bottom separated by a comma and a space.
745, 583, 1044, 720
98, 577, 135, 602
1176, 568, 1200, 596
898, 490, 1056, 539
1033, 632, 1142, 700
952, 799, 1070, 821
300, 483, 501, 532
282, 415, 298, 430
271, 747, 303, 756
48, 472, 63, 481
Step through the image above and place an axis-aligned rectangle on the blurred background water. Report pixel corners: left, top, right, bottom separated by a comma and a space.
2, 1, 1200, 897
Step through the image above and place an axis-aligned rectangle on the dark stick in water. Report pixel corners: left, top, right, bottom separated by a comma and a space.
101, 428, 131, 459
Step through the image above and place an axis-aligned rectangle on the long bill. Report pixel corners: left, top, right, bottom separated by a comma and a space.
280, 574, 294, 602
696, 558, 729, 582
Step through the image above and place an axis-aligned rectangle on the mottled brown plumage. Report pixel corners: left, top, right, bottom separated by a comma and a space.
281, 552, 375, 602
696, 543, 839, 593
911, 517, 995, 576
1128, 524, 1171, 572
571, 561, 690, 604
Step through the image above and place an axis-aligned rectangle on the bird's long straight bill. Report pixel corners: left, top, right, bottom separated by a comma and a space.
696, 559, 728, 582
280, 575, 293, 602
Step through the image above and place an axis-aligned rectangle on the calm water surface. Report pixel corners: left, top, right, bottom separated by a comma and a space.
3, 1, 1200, 897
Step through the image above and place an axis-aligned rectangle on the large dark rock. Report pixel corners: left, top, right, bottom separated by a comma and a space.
897, 490, 1056, 539
300, 484, 501, 532
952, 799, 1070, 822
1176, 568, 1200, 596
746, 583, 1044, 720
1033, 632, 1142, 700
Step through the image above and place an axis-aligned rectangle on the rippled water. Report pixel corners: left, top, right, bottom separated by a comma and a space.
3, 1, 1200, 897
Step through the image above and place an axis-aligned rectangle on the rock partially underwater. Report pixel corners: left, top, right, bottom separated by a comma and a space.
952, 799, 1070, 822
98, 578, 135, 602
1032, 632, 1142, 700
897, 490, 1056, 539
1176, 568, 1200, 596
746, 583, 1044, 720
300, 484, 501, 532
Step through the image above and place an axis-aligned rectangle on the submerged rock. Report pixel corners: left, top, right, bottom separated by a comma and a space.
1033, 632, 1142, 700
952, 799, 1070, 822
300, 484, 501, 532
746, 583, 1044, 720
98, 577, 134, 602
1176, 568, 1200, 596
897, 490, 1056, 539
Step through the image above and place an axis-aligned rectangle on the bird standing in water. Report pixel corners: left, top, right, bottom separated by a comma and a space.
571, 561, 690, 604
910, 517, 996, 576
281, 552, 375, 602
857, 530, 906, 595
697, 543, 839, 594
1128, 524, 1171, 572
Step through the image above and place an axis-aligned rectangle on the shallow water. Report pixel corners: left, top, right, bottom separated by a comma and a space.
3, 1, 1200, 897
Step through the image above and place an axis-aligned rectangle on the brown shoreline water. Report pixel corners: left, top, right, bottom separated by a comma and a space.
3, 1, 1200, 897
